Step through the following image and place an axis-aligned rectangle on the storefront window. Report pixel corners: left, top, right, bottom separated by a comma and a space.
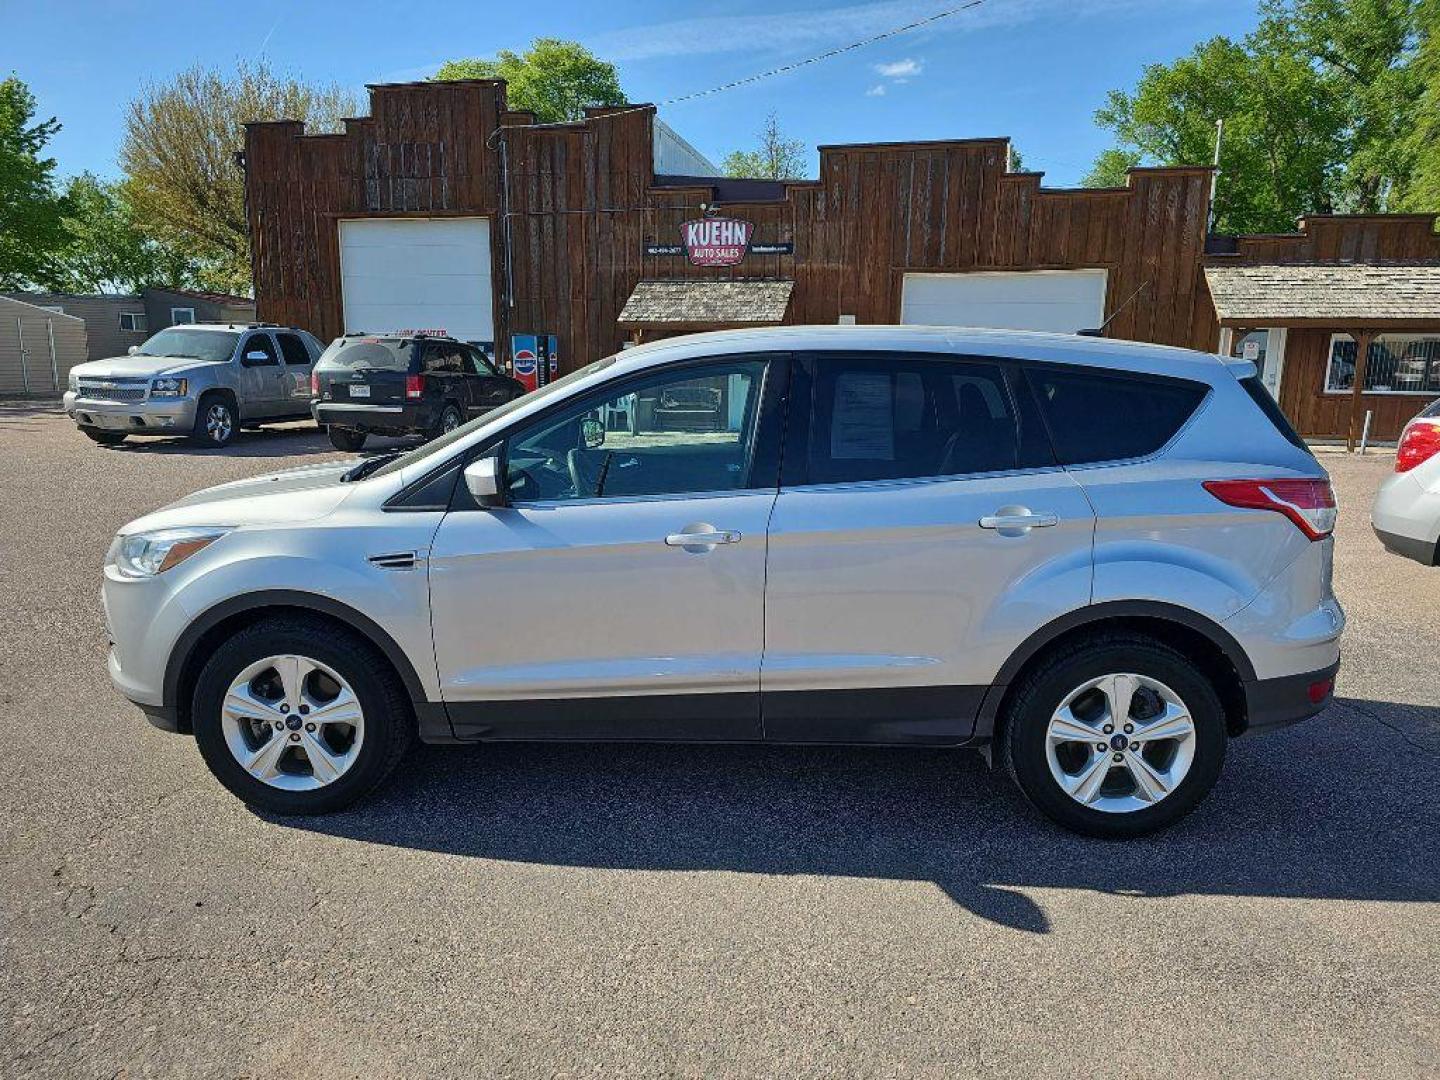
1325, 334, 1440, 393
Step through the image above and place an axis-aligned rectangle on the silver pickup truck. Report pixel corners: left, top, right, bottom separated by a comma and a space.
63, 323, 325, 449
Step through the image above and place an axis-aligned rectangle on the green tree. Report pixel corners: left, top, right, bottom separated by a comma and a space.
1082, 148, 1142, 188
435, 39, 625, 123
1084, 0, 1427, 231
120, 61, 358, 294
48, 173, 201, 294
721, 113, 809, 180
1398, 0, 1440, 208
0, 76, 69, 289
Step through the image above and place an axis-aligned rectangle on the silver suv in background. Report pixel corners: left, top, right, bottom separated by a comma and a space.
99, 327, 1343, 837
1372, 399, 1440, 565
63, 323, 325, 448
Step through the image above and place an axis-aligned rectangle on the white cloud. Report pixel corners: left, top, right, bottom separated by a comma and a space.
873, 58, 922, 78
866, 84, 887, 96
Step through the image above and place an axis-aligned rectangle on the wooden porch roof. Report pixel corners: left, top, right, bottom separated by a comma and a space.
1205, 262, 1440, 328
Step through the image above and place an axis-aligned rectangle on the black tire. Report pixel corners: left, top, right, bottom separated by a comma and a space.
191, 616, 414, 814
1000, 633, 1227, 839
430, 402, 463, 440
328, 426, 368, 451
81, 427, 127, 445
190, 393, 238, 448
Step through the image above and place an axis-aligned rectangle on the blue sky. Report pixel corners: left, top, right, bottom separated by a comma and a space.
4, 0, 1259, 187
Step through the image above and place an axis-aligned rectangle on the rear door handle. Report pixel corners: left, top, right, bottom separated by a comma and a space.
979, 509, 1059, 532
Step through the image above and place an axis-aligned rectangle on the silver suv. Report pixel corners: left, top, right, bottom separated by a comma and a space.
100, 327, 1344, 837
64, 323, 325, 448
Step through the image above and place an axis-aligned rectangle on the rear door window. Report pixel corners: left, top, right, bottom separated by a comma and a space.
1024, 366, 1207, 465
802, 354, 1046, 485
276, 333, 311, 366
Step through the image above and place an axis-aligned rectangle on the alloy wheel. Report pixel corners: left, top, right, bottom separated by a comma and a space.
220, 654, 365, 791
206, 403, 233, 443
1044, 673, 1197, 814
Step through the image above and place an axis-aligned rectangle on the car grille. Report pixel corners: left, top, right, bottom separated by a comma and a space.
77, 378, 148, 403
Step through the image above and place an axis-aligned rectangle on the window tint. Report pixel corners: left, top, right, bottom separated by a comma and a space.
1239, 376, 1310, 454
241, 334, 279, 366
1025, 366, 1207, 465
505, 359, 768, 501
805, 355, 1035, 484
276, 333, 310, 365
315, 338, 414, 373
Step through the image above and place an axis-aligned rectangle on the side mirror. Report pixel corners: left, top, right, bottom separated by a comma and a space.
463, 456, 506, 508
127, 345, 139, 355
245, 350, 270, 364
580, 417, 605, 449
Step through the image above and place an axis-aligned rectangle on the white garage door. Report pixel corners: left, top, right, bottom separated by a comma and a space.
339, 217, 494, 342
900, 270, 1108, 334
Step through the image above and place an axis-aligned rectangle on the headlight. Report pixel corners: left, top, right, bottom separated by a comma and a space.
107, 527, 230, 578
68, 371, 79, 392
150, 377, 188, 397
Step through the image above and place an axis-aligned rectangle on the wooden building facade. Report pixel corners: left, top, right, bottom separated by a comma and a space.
245, 78, 1440, 443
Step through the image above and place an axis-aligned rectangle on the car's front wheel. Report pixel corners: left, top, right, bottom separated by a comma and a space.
191, 617, 413, 814
327, 426, 368, 452
191, 394, 237, 449
1001, 634, 1227, 838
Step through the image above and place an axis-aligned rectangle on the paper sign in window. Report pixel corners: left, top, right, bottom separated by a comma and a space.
830, 372, 895, 460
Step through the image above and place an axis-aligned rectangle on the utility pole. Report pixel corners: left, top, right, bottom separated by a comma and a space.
1207, 118, 1224, 234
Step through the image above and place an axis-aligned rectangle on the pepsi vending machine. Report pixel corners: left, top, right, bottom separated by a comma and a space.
510, 334, 559, 393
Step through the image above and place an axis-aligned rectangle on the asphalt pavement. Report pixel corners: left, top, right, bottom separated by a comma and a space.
1, 402, 1436, 1078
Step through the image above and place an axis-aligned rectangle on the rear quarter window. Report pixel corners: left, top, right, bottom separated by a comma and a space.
1025, 365, 1208, 465
1238, 376, 1311, 454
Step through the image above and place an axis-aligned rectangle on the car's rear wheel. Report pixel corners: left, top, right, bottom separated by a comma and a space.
327, 426, 368, 451
430, 403, 463, 440
190, 394, 237, 449
81, 428, 127, 445
1001, 634, 1226, 838
191, 617, 413, 814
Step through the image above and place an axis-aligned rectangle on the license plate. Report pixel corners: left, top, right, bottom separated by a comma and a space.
348, 384, 371, 398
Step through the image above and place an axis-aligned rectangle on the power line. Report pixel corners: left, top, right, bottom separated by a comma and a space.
658, 0, 989, 106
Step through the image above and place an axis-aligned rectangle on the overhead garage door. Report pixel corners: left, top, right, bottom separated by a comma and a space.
900, 270, 1108, 334
339, 217, 494, 343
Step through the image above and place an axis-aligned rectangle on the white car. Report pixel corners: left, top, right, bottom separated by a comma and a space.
102, 326, 1343, 837
1372, 400, 1440, 565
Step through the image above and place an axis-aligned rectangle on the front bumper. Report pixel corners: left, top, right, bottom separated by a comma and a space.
66, 391, 197, 434
1242, 659, 1340, 733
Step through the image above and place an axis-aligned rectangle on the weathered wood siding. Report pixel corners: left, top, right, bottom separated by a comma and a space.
246, 84, 1220, 370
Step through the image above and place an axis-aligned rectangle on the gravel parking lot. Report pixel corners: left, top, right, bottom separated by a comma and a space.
1, 401, 1437, 1078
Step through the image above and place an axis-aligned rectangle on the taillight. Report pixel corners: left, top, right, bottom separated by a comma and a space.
1396, 419, 1440, 473
405, 375, 424, 399
309, 372, 320, 397
1203, 478, 1337, 541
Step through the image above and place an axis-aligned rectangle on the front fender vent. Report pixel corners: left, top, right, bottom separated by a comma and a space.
367, 551, 422, 571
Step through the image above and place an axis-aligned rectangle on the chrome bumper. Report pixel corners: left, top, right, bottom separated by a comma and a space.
66, 391, 198, 433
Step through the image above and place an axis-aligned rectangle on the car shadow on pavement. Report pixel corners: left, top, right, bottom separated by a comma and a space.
271, 697, 1440, 932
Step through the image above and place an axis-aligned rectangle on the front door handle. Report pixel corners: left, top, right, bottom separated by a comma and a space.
979, 507, 1059, 534
665, 524, 742, 551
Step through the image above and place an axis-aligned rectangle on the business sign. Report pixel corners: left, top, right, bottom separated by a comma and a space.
644, 219, 795, 264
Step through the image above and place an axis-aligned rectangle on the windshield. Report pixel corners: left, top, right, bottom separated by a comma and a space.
135, 328, 238, 362
316, 338, 414, 372
369, 355, 618, 479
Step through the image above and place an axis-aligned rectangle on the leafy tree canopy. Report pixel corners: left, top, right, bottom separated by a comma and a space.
120, 61, 358, 295
721, 113, 810, 180
0, 76, 69, 289
48, 173, 202, 294
435, 39, 625, 123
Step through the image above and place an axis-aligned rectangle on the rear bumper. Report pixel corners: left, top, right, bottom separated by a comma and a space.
1374, 527, 1438, 565
313, 400, 437, 433
1242, 659, 1340, 734
66, 392, 198, 433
